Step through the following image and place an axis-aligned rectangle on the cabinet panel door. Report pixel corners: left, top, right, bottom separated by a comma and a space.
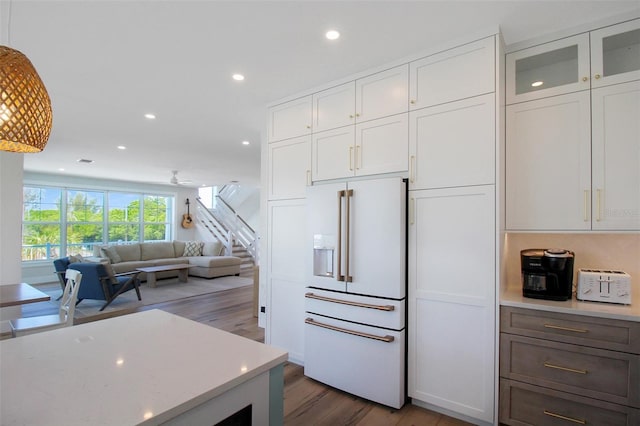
409, 36, 495, 110
506, 34, 590, 104
268, 96, 312, 142
268, 137, 311, 200
591, 19, 640, 89
592, 81, 640, 230
312, 126, 355, 181
355, 114, 408, 177
312, 82, 355, 133
506, 92, 591, 230
267, 200, 308, 363
408, 186, 495, 423
409, 93, 495, 190
356, 64, 408, 122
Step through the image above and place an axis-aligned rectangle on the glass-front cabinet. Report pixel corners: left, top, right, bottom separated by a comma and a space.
507, 18, 640, 104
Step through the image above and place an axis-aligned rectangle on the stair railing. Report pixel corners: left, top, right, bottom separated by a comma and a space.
194, 198, 233, 255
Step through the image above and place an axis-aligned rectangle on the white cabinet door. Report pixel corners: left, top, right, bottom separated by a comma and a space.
268, 137, 311, 200
267, 200, 307, 363
590, 19, 640, 89
268, 96, 312, 142
312, 82, 355, 133
408, 185, 495, 424
409, 36, 495, 110
355, 113, 408, 177
312, 126, 355, 181
356, 64, 408, 122
592, 81, 640, 230
506, 92, 591, 230
409, 93, 495, 190
506, 34, 590, 104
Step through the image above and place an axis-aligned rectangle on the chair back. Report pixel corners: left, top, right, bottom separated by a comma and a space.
60, 269, 82, 325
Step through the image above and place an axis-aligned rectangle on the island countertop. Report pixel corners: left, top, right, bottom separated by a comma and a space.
0, 309, 288, 425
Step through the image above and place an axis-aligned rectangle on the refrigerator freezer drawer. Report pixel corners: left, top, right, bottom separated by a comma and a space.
305, 288, 405, 330
304, 313, 406, 409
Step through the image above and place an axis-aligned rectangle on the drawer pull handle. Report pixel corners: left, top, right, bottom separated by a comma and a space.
544, 362, 587, 375
544, 324, 588, 333
305, 292, 395, 311
305, 318, 394, 343
543, 410, 586, 424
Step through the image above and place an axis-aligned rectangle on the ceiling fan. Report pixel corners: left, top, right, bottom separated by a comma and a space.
170, 170, 192, 185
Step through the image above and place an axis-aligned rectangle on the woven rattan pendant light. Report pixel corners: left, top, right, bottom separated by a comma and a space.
0, 45, 53, 153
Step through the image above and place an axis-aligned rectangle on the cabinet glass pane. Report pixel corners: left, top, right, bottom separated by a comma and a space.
602, 28, 640, 77
515, 45, 578, 94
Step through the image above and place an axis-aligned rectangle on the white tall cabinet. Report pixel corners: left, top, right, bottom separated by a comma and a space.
264, 30, 502, 425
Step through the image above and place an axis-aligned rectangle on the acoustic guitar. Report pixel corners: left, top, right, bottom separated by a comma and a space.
182, 198, 194, 229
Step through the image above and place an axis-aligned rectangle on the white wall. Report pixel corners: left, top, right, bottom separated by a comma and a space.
0, 152, 24, 285
21, 172, 198, 284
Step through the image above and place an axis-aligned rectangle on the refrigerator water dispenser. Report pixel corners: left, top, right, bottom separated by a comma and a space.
313, 234, 335, 277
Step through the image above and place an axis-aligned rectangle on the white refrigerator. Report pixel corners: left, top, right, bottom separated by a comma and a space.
304, 176, 407, 409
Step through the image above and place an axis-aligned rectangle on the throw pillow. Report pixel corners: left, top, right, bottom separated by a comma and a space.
202, 240, 224, 256
100, 246, 122, 264
68, 253, 84, 263
183, 241, 204, 257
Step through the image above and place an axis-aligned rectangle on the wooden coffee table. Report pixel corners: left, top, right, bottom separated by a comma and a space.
136, 264, 194, 288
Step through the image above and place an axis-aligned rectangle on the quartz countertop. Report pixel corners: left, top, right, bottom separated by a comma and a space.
0, 309, 288, 425
501, 286, 640, 322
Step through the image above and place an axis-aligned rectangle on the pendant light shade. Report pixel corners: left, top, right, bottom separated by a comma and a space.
0, 45, 53, 153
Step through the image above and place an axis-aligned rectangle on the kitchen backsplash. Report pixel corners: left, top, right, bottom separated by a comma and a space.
503, 233, 640, 291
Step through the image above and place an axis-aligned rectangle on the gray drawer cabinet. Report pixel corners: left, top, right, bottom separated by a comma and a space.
500, 306, 640, 425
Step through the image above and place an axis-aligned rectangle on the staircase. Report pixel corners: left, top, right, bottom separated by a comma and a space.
232, 243, 255, 278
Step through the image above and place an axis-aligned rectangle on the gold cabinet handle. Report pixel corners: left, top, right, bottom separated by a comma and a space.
582, 76, 589, 82
306, 125, 311, 129
583, 190, 590, 222
543, 410, 586, 425
305, 292, 395, 311
356, 145, 361, 170
410, 155, 416, 184
349, 146, 354, 171
544, 324, 588, 333
305, 318, 394, 343
409, 197, 415, 225
410, 99, 416, 105
544, 362, 587, 375
596, 189, 602, 222
349, 114, 354, 119
594, 73, 601, 79
355, 113, 360, 117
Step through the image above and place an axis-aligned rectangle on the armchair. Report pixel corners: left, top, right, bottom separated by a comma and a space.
66, 261, 142, 311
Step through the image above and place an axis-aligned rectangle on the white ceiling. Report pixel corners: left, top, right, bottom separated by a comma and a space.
3, 0, 639, 188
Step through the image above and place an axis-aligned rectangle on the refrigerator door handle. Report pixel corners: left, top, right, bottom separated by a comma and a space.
337, 190, 345, 282
305, 292, 395, 311
305, 318, 395, 343
345, 189, 353, 283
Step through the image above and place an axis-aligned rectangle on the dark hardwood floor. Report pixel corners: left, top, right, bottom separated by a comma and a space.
9, 283, 472, 425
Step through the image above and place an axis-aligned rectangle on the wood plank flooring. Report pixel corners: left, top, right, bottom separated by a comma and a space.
7, 283, 472, 425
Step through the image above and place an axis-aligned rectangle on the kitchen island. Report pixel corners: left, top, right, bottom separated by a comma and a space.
0, 309, 287, 425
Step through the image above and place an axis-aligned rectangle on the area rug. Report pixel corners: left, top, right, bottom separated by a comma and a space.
23, 276, 253, 321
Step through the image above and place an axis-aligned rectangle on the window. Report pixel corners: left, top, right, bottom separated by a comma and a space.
22, 186, 174, 262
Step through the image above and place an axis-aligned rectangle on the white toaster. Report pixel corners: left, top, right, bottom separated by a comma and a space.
577, 269, 632, 305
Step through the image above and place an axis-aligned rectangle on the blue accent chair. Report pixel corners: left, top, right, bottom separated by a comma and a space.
53, 258, 141, 311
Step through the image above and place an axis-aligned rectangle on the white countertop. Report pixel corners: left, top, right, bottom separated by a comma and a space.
501, 287, 640, 322
0, 309, 288, 426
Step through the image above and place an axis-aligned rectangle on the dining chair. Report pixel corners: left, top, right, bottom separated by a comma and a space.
10, 269, 83, 337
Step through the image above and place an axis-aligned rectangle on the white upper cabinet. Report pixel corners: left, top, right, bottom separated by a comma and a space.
312, 65, 409, 134
409, 93, 495, 190
312, 82, 355, 133
355, 114, 408, 176
506, 34, 590, 104
409, 36, 495, 110
506, 91, 592, 231
312, 126, 356, 181
590, 19, 640, 89
268, 137, 311, 200
591, 80, 640, 230
268, 96, 312, 142
355, 65, 409, 122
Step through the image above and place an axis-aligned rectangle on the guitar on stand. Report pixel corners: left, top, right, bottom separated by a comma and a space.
182, 198, 194, 229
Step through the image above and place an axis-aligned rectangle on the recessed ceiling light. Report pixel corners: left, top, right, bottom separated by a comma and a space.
58, 168, 65, 172
117, 145, 126, 150
144, 113, 156, 119
531, 81, 544, 87
325, 30, 340, 40
242, 140, 250, 145
232, 74, 245, 81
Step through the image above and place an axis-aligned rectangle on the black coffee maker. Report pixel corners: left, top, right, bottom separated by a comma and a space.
521, 249, 575, 301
